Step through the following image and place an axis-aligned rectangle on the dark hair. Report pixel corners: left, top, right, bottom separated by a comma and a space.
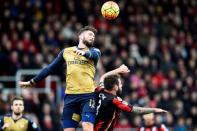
78, 26, 97, 36
11, 96, 24, 105
104, 75, 120, 91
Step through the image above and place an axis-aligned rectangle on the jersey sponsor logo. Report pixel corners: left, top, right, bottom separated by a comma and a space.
67, 60, 88, 65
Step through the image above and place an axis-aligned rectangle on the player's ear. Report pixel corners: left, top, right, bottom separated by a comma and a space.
11, 105, 13, 110
78, 33, 83, 40
113, 85, 118, 91
22, 105, 24, 111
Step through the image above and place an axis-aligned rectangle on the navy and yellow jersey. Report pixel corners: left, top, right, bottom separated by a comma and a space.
63, 46, 100, 94
0, 114, 40, 131
32, 46, 101, 94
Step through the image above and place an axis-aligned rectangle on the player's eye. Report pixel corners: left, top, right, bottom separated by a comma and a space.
89, 32, 94, 37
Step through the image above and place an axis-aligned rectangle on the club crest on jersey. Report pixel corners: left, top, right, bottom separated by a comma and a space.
20, 124, 25, 128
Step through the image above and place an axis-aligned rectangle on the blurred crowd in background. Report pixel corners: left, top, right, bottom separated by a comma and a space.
0, 0, 196, 130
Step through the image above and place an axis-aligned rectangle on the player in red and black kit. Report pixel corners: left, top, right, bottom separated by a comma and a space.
94, 65, 168, 131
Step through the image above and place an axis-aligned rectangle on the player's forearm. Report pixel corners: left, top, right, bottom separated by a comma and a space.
32, 50, 65, 84
100, 68, 120, 82
32, 67, 50, 83
132, 106, 157, 115
84, 48, 101, 60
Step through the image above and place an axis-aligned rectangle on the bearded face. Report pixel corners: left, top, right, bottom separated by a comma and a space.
80, 30, 95, 47
117, 79, 123, 96
11, 100, 24, 116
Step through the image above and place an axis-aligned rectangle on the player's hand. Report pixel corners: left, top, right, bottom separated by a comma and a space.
74, 49, 85, 56
19, 80, 35, 88
154, 108, 168, 113
2, 123, 10, 129
117, 64, 130, 74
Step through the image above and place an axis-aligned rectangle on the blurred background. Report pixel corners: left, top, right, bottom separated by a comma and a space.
0, 0, 196, 131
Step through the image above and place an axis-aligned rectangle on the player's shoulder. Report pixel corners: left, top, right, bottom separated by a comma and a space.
90, 47, 101, 53
2, 114, 11, 118
22, 115, 33, 122
64, 46, 76, 51
22, 115, 39, 129
63, 46, 76, 55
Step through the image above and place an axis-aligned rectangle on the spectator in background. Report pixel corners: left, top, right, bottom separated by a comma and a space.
174, 117, 187, 131
138, 113, 168, 131
0, 0, 196, 130
0, 96, 40, 131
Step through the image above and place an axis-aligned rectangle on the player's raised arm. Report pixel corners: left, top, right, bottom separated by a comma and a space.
96, 64, 130, 92
99, 64, 130, 83
19, 50, 65, 88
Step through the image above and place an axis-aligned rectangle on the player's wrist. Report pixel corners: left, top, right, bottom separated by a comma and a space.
30, 79, 36, 86
84, 51, 90, 57
116, 68, 123, 74
81, 51, 85, 55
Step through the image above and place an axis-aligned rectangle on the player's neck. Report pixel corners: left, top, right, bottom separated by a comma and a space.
78, 41, 87, 48
12, 113, 23, 120
105, 89, 117, 96
110, 90, 117, 96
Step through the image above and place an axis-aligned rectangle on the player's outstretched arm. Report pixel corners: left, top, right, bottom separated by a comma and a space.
99, 64, 130, 83
132, 106, 168, 115
19, 50, 65, 88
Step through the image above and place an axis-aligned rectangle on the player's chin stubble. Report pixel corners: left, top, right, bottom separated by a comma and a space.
83, 39, 93, 47
14, 112, 21, 116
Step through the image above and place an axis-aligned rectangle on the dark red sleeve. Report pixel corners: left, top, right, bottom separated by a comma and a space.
112, 97, 133, 112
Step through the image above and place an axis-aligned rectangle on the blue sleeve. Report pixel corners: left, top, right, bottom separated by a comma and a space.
0, 116, 4, 131
84, 47, 101, 61
28, 119, 40, 131
33, 50, 65, 83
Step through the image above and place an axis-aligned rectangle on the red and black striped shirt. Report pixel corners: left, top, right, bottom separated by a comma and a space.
94, 84, 133, 131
